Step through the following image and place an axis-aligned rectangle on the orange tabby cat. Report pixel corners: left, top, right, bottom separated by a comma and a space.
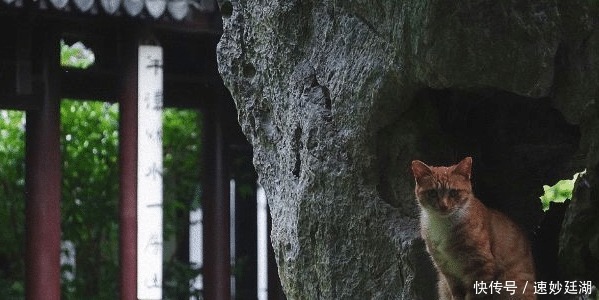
411, 157, 536, 300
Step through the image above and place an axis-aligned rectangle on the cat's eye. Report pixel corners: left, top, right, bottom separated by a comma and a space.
426, 190, 438, 199
449, 189, 459, 198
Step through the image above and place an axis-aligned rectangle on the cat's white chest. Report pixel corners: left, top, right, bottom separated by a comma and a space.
420, 210, 464, 276
421, 211, 452, 247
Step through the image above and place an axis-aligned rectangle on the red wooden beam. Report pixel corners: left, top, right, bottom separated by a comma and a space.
119, 49, 138, 300
0, 95, 41, 111
25, 30, 61, 300
202, 100, 231, 299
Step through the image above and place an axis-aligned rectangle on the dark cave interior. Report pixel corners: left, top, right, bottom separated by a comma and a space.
423, 88, 583, 298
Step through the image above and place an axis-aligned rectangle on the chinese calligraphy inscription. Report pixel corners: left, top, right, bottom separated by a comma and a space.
137, 45, 164, 300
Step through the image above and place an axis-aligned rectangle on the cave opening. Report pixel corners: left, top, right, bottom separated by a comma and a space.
420, 87, 583, 290
424, 88, 582, 227
377, 87, 584, 292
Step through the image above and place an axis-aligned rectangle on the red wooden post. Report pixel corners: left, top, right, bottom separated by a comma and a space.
202, 101, 231, 299
119, 49, 138, 300
25, 30, 61, 300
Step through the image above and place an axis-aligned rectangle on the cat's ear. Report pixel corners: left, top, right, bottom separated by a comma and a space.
411, 160, 432, 181
453, 157, 472, 179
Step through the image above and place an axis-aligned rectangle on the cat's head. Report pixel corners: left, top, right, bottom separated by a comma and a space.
410, 157, 473, 215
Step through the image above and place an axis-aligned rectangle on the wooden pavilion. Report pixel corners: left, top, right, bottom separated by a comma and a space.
0, 0, 281, 299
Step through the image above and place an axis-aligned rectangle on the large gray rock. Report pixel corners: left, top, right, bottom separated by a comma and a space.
556, 4, 599, 287
217, 0, 599, 298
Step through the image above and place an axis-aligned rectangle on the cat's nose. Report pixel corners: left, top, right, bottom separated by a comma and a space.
438, 198, 451, 213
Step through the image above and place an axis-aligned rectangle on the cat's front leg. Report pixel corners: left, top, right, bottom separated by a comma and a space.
439, 273, 468, 300
437, 273, 454, 300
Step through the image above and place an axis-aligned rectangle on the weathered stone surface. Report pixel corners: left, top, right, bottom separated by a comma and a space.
559, 115, 599, 288
217, 0, 599, 298
554, 3, 599, 291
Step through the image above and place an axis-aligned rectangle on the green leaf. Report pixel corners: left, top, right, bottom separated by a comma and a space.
540, 170, 586, 212
60, 40, 95, 69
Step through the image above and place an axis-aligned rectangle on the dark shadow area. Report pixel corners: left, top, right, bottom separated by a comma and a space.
427, 88, 581, 231
426, 88, 584, 299
377, 87, 583, 298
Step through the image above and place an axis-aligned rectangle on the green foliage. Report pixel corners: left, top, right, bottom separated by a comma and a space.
162, 108, 203, 299
60, 100, 120, 299
163, 260, 202, 300
540, 171, 586, 212
0, 110, 26, 299
60, 40, 95, 69
0, 103, 203, 299
162, 109, 202, 236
